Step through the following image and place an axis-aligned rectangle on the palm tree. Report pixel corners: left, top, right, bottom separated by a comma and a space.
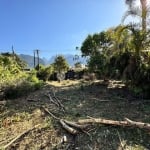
122, 0, 150, 31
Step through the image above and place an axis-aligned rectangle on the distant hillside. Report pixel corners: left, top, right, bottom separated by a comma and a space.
19, 54, 45, 68
19, 54, 87, 68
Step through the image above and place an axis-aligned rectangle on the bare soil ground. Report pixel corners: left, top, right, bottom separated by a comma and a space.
0, 80, 150, 150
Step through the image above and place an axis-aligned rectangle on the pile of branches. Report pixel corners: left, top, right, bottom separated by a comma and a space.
42, 107, 150, 135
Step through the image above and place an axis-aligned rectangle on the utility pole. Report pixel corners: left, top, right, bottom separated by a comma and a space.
11, 45, 15, 60
12, 45, 15, 55
36, 49, 40, 71
34, 50, 36, 68
33, 49, 40, 70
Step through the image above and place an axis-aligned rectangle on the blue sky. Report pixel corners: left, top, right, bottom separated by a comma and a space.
0, 0, 127, 58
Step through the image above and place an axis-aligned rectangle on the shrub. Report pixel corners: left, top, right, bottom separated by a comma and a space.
4, 80, 32, 99
0, 53, 44, 99
37, 65, 54, 81
88, 54, 107, 78
4, 71, 43, 99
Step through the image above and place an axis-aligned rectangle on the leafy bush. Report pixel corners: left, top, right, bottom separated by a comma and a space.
88, 54, 107, 78
53, 55, 69, 73
4, 74, 43, 99
4, 80, 32, 99
36, 65, 54, 81
0, 53, 43, 99
0, 53, 26, 86
131, 62, 150, 98
27, 70, 39, 83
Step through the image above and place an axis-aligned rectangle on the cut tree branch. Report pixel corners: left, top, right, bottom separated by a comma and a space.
60, 119, 78, 135
64, 120, 89, 130
45, 94, 59, 107
53, 96, 65, 112
78, 117, 150, 131
125, 118, 150, 130
41, 106, 60, 120
45, 93, 65, 112
41, 107, 88, 134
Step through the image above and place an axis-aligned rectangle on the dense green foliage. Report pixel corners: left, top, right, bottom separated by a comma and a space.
88, 53, 107, 78
80, 24, 150, 98
0, 53, 26, 86
53, 55, 69, 73
0, 53, 43, 99
36, 64, 54, 81
122, 0, 149, 31
34, 55, 70, 81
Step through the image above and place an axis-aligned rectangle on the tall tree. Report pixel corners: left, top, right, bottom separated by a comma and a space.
53, 55, 69, 73
80, 35, 98, 56
81, 31, 112, 57
122, 0, 150, 31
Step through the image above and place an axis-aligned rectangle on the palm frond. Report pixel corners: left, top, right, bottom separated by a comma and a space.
125, 0, 136, 8
122, 10, 141, 23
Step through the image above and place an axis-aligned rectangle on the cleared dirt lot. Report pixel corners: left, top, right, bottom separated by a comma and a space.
0, 80, 150, 150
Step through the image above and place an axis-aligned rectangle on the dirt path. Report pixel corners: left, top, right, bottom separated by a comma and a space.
0, 80, 150, 150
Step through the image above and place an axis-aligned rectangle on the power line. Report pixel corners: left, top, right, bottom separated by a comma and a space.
0, 47, 83, 59
0, 48, 81, 52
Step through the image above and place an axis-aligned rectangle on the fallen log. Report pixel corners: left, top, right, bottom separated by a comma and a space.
46, 94, 59, 107
60, 119, 78, 135
78, 118, 128, 126
64, 120, 89, 130
125, 118, 150, 130
45, 93, 65, 112
41, 105, 150, 134
53, 96, 65, 112
41, 107, 88, 134
78, 117, 150, 131
41, 106, 60, 120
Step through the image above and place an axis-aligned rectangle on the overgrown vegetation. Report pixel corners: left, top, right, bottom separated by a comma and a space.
80, 24, 150, 98
36, 64, 54, 81
79, 0, 150, 98
0, 53, 43, 99
53, 55, 69, 73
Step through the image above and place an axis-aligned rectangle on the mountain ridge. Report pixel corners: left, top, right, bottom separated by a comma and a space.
19, 54, 87, 68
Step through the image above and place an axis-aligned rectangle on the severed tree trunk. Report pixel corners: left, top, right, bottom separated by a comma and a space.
64, 120, 89, 130
60, 119, 78, 135
125, 118, 150, 130
78, 117, 150, 131
41, 106, 150, 133
78, 118, 128, 126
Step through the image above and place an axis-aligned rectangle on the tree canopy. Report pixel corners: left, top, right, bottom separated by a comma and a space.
53, 55, 69, 73
80, 21, 150, 97
122, 0, 150, 31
